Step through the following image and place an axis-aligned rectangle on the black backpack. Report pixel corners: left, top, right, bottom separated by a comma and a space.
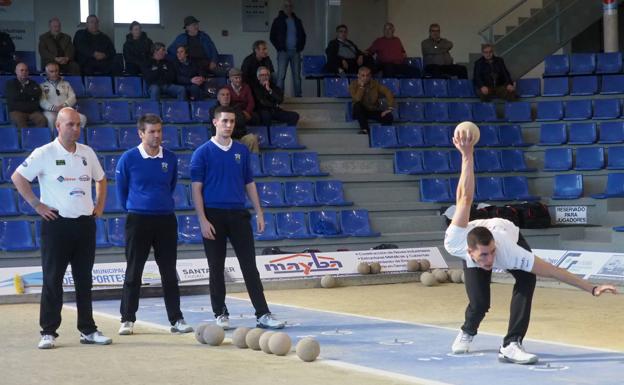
511, 202, 551, 229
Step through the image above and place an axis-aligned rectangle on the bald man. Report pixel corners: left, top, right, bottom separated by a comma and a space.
5, 62, 47, 128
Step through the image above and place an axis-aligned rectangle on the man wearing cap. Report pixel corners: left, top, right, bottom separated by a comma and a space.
168, 16, 219, 75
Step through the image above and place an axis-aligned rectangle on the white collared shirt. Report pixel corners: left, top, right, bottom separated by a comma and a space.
137, 144, 163, 159
210, 136, 233, 151
16, 139, 105, 218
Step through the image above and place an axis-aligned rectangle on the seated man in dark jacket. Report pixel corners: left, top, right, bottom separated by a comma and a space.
6, 63, 47, 128
325, 24, 372, 74
173, 45, 208, 101
73, 15, 116, 75
241, 40, 275, 86
0, 31, 16, 73
123, 21, 153, 75
252, 66, 299, 127
38, 17, 81, 74
142, 42, 185, 101
473, 44, 517, 101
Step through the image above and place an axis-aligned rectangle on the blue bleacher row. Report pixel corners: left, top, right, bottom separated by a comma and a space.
543, 52, 624, 77
537, 121, 624, 145
543, 146, 624, 171
0, 209, 379, 251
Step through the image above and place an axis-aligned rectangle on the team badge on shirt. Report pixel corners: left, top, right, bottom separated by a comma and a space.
56, 160, 65, 166
81, 156, 87, 166
234, 153, 241, 163
162, 162, 168, 173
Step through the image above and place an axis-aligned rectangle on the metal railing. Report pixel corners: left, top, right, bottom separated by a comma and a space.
478, 0, 530, 43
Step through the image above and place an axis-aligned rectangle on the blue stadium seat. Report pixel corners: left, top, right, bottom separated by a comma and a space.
394, 151, 425, 174
592, 173, 624, 199
593, 99, 621, 120
575, 147, 604, 171
423, 150, 452, 173
256, 182, 288, 207
568, 122, 597, 144
181, 125, 209, 149
0, 102, 7, 124
544, 54, 569, 76
423, 78, 448, 98
370, 125, 400, 148
173, 184, 192, 210
247, 126, 274, 149
104, 185, 124, 213
570, 75, 598, 96
162, 125, 182, 150
536, 101, 564, 121
63, 75, 85, 97
106, 217, 126, 247
569, 53, 596, 75
543, 148, 573, 171
177, 154, 191, 179
500, 149, 535, 172
542, 77, 569, 96
498, 125, 531, 147
448, 102, 473, 122
2, 156, 26, 182
0, 220, 37, 251
309, 210, 347, 238
399, 79, 424, 97
191, 100, 218, 122
86, 126, 118, 151
291, 152, 329, 176
505, 102, 531, 122
94, 218, 111, 248
0, 127, 22, 153
177, 215, 202, 244
249, 153, 267, 177
216, 54, 235, 73
448, 150, 461, 173
552, 174, 582, 200
18, 186, 39, 215
263, 152, 294, 177
302, 55, 327, 76
133, 100, 161, 118
0, 188, 19, 216
396, 125, 426, 147
162, 101, 192, 123
270, 125, 305, 149
596, 52, 622, 74
85, 76, 114, 97
251, 212, 283, 241
448, 79, 475, 98
420, 178, 452, 202
0, 75, 11, 97
398, 101, 425, 122
406, 57, 423, 72
102, 100, 133, 124
380, 78, 400, 96
502, 176, 539, 201
476, 125, 501, 147
103, 154, 120, 179
600, 74, 624, 94
424, 102, 450, 122
472, 102, 498, 122
600, 122, 624, 144
474, 149, 503, 172
340, 209, 380, 237
114, 76, 143, 97
515, 78, 540, 97
275, 212, 316, 239
315, 180, 353, 206
21, 127, 51, 151
202, 77, 228, 97
284, 181, 318, 207
607, 146, 624, 169
563, 100, 592, 121
77, 100, 103, 123
423, 125, 452, 147
323, 77, 350, 97
476, 176, 507, 201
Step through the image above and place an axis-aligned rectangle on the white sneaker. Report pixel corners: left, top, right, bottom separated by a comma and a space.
38, 334, 56, 349
170, 319, 193, 333
216, 314, 230, 330
451, 330, 474, 354
257, 313, 285, 329
498, 342, 539, 364
118, 321, 134, 335
80, 331, 112, 345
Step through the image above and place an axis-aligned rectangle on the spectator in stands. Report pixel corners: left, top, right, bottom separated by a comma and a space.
366, 22, 420, 78
349, 66, 394, 135
73, 15, 116, 75
226, 68, 258, 128
0, 31, 16, 73
38, 17, 80, 75
123, 21, 153, 75
40, 62, 87, 131
142, 42, 186, 101
173, 45, 208, 101
168, 16, 219, 75
252, 66, 300, 127
5, 62, 47, 128
473, 43, 517, 102
421, 23, 467, 79
210, 87, 260, 154
325, 24, 373, 75
241, 40, 275, 86
270, 0, 306, 97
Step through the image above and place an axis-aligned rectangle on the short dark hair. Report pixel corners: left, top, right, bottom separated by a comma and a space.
336, 24, 347, 32
152, 42, 166, 54
176, 45, 188, 54
429, 23, 440, 31
129, 21, 141, 31
253, 40, 267, 51
213, 105, 236, 118
137, 113, 162, 132
466, 226, 494, 250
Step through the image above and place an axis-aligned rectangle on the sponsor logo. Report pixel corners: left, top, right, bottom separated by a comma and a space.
21, 160, 28, 167
57, 176, 64, 182
162, 162, 168, 173
234, 153, 241, 163
81, 156, 87, 166
264, 252, 343, 275
56, 159, 66, 166
78, 175, 90, 182
57, 176, 77, 183
69, 188, 86, 197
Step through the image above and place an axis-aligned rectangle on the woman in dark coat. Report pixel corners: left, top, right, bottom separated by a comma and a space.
123, 21, 153, 75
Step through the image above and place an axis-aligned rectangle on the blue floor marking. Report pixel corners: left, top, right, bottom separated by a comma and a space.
88, 295, 623, 385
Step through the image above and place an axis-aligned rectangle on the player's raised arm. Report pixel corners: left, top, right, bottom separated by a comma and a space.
450, 123, 478, 228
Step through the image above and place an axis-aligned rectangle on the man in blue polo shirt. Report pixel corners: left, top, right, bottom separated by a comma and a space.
190, 105, 285, 330
115, 113, 192, 335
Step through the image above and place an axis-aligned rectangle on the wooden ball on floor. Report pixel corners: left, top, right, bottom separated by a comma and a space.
232, 327, 251, 348
245, 328, 265, 351
357, 262, 371, 274
201, 324, 225, 346
259, 331, 276, 353
419, 259, 431, 271
269, 332, 292, 356
370, 262, 382, 274
321, 275, 337, 288
407, 259, 420, 272
420, 271, 437, 286
296, 337, 321, 362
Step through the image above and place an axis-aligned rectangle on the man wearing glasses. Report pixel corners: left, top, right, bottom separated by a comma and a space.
251, 66, 299, 127
473, 43, 517, 101
40, 62, 86, 132
421, 23, 467, 79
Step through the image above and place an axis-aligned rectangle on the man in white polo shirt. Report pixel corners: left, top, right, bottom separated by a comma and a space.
12, 107, 112, 349
445, 125, 617, 364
